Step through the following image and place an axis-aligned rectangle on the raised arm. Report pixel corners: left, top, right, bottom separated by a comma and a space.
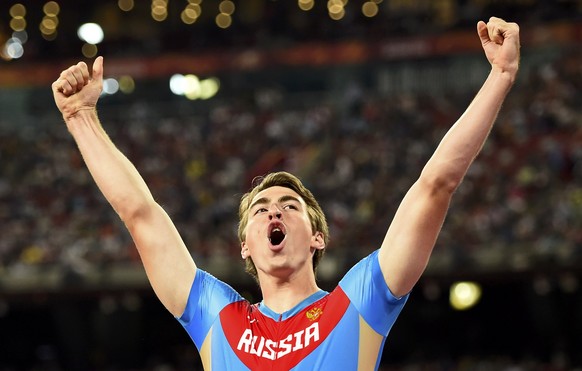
52, 57, 196, 316
378, 17, 521, 297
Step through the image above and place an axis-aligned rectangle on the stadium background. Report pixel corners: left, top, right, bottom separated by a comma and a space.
0, 0, 581, 369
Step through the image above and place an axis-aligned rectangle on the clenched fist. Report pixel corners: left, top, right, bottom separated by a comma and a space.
52, 56, 104, 121
477, 17, 520, 78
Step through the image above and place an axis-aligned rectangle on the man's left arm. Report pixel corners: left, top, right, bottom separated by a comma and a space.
378, 17, 521, 297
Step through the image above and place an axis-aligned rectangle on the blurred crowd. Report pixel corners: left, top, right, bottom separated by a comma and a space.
0, 47, 580, 289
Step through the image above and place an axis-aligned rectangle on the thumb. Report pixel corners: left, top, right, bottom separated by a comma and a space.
477, 20, 489, 45
92, 56, 104, 83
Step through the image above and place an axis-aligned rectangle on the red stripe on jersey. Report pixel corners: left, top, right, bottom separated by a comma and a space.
220, 287, 350, 370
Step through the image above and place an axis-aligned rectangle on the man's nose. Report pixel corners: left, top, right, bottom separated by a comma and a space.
268, 205, 282, 219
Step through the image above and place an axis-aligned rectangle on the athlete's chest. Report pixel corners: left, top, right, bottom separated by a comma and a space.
218, 287, 351, 369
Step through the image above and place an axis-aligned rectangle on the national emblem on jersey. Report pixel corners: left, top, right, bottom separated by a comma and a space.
305, 307, 322, 321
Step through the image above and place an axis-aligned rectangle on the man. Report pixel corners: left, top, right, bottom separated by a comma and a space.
52, 17, 520, 370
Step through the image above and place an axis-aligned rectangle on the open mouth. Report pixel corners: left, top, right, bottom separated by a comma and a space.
269, 227, 286, 245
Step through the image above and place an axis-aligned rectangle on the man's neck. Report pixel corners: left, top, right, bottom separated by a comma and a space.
258, 272, 321, 314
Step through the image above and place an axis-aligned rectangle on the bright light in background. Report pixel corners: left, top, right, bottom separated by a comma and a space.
216, 0, 234, 29
118, 0, 135, 12
43, 1, 60, 16
6, 40, 24, 58
219, 0, 235, 15
12, 31, 28, 44
9, 3, 26, 18
118, 76, 135, 94
170, 74, 220, 100
298, 0, 314, 11
100, 76, 135, 96
215, 13, 232, 29
169, 74, 186, 95
77, 23, 104, 44
10, 16, 26, 32
40, 1, 60, 41
3, 0, 388, 57
362, 1, 379, 17
328, 0, 346, 20
151, 0, 169, 21
4, 3, 27, 60
102, 78, 120, 95
449, 281, 482, 311
101, 75, 135, 95
181, 3, 201, 24
199, 78, 220, 99
184, 74, 201, 100
82, 43, 98, 58
40, 17, 58, 33
2, 38, 25, 60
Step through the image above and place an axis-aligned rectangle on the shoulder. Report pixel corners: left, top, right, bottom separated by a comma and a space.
179, 269, 246, 323
339, 249, 408, 306
339, 250, 382, 285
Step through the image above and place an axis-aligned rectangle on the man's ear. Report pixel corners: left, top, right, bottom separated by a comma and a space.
241, 242, 249, 259
311, 232, 325, 251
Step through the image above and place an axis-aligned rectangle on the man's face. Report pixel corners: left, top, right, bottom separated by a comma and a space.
241, 186, 324, 280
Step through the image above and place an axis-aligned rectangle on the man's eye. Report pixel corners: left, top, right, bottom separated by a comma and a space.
283, 204, 297, 210
254, 208, 267, 215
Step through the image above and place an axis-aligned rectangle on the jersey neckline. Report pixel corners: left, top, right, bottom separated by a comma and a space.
256, 289, 329, 321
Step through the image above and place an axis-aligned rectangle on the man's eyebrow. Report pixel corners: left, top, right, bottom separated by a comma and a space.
249, 194, 301, 211
278, 195, 301, 204
249, 197, 269, 211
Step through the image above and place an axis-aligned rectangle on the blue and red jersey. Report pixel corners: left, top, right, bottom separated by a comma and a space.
177, 250, 408, 370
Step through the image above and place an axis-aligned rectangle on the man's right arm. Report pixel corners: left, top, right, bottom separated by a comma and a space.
52, 57, 196, 317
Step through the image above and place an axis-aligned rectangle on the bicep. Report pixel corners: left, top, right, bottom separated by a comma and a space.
378, 178, 452, 297
127, 202, 196, 317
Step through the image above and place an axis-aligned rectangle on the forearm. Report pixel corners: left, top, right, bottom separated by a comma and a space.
422, 68, 515, 190
66, 109, 155, 221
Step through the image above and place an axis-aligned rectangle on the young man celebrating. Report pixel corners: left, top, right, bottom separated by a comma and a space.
52, 17, 520, 370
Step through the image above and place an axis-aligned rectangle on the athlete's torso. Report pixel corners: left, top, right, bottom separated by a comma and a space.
178, 250, 408, 370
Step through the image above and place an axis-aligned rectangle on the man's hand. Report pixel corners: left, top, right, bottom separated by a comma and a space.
477, 17, 520, 78
52, 56, 104, 121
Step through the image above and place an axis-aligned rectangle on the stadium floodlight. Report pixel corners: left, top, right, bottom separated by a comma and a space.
77, 22, 104, 44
